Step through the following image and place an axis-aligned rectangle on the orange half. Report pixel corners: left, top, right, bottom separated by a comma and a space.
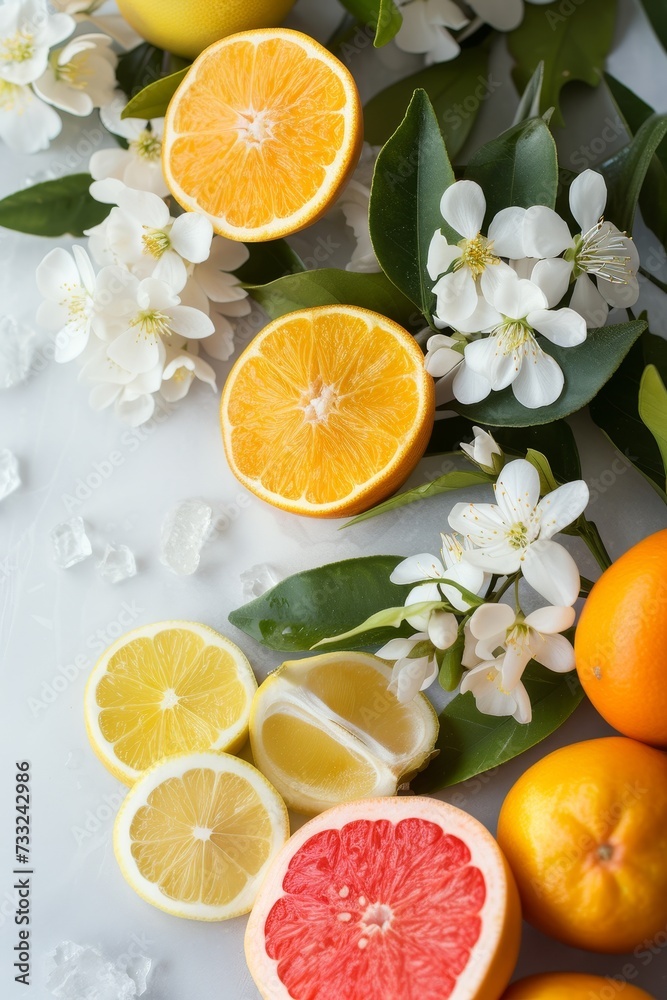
163, 28, 363, 241
220, 306, 435, 517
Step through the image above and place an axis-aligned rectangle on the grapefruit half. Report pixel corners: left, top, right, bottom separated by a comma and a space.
245, 796, 521, 1000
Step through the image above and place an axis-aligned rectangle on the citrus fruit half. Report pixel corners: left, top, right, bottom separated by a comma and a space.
497, 736, 667, 953
163, 28, 363, 240
249, 651, 439, 814
575, 528, 667, 747
501, 973, 655, 1000
116, 0, 296, 60
85, 621, 257, 784
245, 796, 521, 1000
114, 751, 289, 920
220, 306, 435, 517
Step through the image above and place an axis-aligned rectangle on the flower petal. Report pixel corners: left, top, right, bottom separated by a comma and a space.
440, 180, 486, 240
107, 328, 159, 374
390, 553, 445, 585
452, 360, 492, 404
439, 560, 487, 611
494, 458, 540, 521
405, 583, 442, 630
36, 247, 79, 300
522, 206, 573, 258
522, 538, 580, 605
530, 632, 575, 673
570, 273, 609, 328
467, 0, 523, 29
470, 602, 515, 640
376, 637, 420, 660
524, 604, 576, 634
538, 479, 590, 538
166, 305, 214, 339
487, 206, 527, 259
433, 267, 479, 326
427, 231, 461, 281
569, 169, 608, 233
170, 212, 214, 263
529, 307, 587, 347
511, 345, 564, 409
530, 256, 573, 308
512, 681, 533, 724
427, 610, 458, 650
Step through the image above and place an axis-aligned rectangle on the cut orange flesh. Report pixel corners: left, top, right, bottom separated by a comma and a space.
220, 306, 435, 517
163, 28, 363, 241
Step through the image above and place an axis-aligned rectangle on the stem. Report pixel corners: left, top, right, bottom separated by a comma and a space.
514, 574, 522, 613
490, 574, 516, 603
579, 519, 612, 572
639, 266, 667, 295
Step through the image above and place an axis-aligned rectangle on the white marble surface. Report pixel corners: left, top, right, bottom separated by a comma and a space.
1, 0, 667, 996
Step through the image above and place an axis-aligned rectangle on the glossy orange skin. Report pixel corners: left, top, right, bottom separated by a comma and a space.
497, 737, 667, 953
501, 973, 655, 999
575, 529, 667, 747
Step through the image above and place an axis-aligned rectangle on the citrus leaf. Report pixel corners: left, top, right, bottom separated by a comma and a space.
589, 329, 667, 497
507, 0, 617, 128
512, 60, 544, 125
454, 319, 647, 427
438, 632, 465, 692
639, 365, 667, 483
313, 601, 445, 648
638, 0, 667, 50
121, 67, 188, 119
364, 47, 489, 156
234, 239, 305, 285
413, 664, 584, 791
369, 89, 455, 324
336, 0, 402, 45
228, 556, 413, 652
601, 111, 667, 235
116, 42, 163, 99
525, 448, 559, 494
246, 268, 421, 331
0, 174, 109, 237
344, 470, 490, 526
465, 117, 558, 224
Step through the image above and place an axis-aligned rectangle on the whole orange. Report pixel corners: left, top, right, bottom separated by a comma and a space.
501, 973, 655, 999
575, 528, 667, 747
497, 737, 667, 953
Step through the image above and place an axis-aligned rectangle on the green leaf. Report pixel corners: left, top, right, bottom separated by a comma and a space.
639, 365, 667, 482
638, 0, 667, 50
228, 556, 413, 652
121, 67, 188, 119
369, 89, 455, 324
455, 320, 647, 427
0, 174, 109, 237
590, 330, 667, 498
364, 47, 489, 157
465, 117, 558, 223
313, 601, 445, 648
525, 449, 560, 494
116, 43, 164, 99
601, 111, 667, 235
336, 0, 402, 45
344, 470, 490, 526
512, 60, 544, 125
246, 268, 421, 331
235, 239, 305, 286
438, 632, 465, 692
508, 0, 617, 127
413, 664, 584, 791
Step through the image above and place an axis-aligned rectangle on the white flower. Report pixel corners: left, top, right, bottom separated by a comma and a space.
423, 332, 463, 404
0, 77, 60, 151
161, 344, 217, 402
428, 180, 521, 332
391, 532, 489, 627
377, 611, 458, 703
79, 343, 163, 426
0, 0, 73, 85
183, 236, 251, 361
91, 96, 167, 196
460, 426, 502, 473
336, 143, 381, 273
449, 458, 589, 606
460, 655, 532, 723
94, 270, 214, 374
88, 180, 214, 289
36, 245, 103, 361
458, 268, 587, 409
526, 170, 639, 327
469, 601, 576, 688
395, 0, 469, 64
33, 32, 116, 116
466, 0, 553, 31
49, 0, 142, 49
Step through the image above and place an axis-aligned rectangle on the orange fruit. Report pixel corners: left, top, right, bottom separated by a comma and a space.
163, 28, 363, 241
497, 737, 667, 954
575, 528, 667, 747
220, 306, 435, 517
246, 796, 522, 1000
501, 973, 655, 999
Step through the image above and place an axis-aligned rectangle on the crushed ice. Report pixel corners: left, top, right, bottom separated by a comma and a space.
45, 941, 151, 999
0, 316, 36, 389
160, 498, 212, 575
0, 448, 20, 501
240, 563, 281, 600
50, 517, 92, 568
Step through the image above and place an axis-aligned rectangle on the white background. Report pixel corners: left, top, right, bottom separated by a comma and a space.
1, 0, 667, 996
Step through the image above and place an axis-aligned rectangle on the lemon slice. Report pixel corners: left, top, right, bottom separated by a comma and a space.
114, 751, 289, 920
85, 621, 257, 784
249, 652, 439, 815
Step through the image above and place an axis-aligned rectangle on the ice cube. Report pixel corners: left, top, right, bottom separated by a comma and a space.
0, 316, 36, 389
117, 954, 151, 996
97, 543, 137, 584
50, 517, 92, 569
0, 448, 20, 500
45, 941, 150, 1000
240, 563, 281, 600
160, 498, 212, 575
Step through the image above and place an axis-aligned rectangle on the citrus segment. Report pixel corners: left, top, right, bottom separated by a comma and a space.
163, 29, 363, 240
245, 796, 521, 1000
221, 306, 435, 517
501, 973, 655, 999
249, 652, 439, 814
85, 621, 257, 784
497, 737, 667, 953
114, 752, 289, 920
575, 528, 667, 746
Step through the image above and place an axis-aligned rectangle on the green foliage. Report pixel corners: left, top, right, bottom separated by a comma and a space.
336, 0, 402, 45
344, 470, 490, 526
0, 175, 109, 237
121, 68, 188, 119
235, 240, 305, 286
639, 365, 667, 489
116, 43, 187, 100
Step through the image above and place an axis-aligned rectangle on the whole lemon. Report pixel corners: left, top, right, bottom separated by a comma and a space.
116, 0, 297, 59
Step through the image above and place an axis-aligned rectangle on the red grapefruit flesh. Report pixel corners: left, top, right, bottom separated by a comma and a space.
245, 797, 521, 1000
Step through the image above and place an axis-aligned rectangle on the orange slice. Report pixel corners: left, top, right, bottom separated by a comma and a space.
220, 305, 435, 517
163, 28, 363, 241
